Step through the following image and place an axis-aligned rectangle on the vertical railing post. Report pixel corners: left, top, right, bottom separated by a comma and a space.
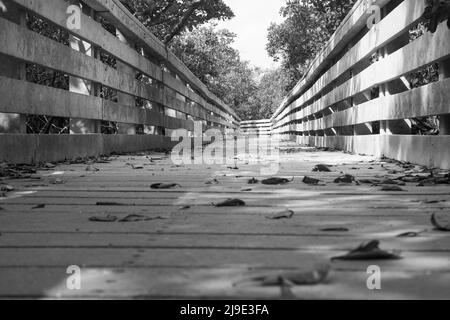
115, 28, 137, 135
439, 59, 450, 135
0, 3, 26, 133
69, 1, 100, 134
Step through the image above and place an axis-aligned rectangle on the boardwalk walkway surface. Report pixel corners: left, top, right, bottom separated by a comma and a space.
1, 140, 450, 299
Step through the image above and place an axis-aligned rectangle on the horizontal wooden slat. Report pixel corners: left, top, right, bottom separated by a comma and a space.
272, 0, 391, 120
299, 78, 450, 131
12, 0, 163, 82
275, 0, 426, 124
0, 134, 176, 163
81, 0, 239, 121
0, 76, 195, 130
276, 22, 450, 130
0, 17, 231, 127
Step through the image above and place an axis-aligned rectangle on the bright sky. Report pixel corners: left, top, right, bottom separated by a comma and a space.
215, 0, 286, 70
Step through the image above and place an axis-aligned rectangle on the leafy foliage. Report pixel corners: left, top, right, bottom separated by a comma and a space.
170, 25, 258, 120
267, 0, 356, 90
120, 0, 234, 43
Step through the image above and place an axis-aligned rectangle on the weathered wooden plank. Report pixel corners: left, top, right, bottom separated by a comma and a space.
0, 134, 175, 163
0, 247, 449, 275
1, 267, 449, 299
3, 232, 450, 252
304, 78, 450, 131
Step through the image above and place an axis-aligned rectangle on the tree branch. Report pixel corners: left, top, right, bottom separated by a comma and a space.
164, 0, 203, 45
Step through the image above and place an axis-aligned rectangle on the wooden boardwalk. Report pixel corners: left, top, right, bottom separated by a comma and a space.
1, 140, 450, 299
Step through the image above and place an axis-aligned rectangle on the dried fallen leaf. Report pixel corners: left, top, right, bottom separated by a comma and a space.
313, 164, 332, 172
303, 176, 321, 185
0, 185, 14, 192
205, 179, 219, 185
32, 204, 46, 210
320, 227, 349, 232
179, 205, 191, 210
359, 179, 381, 184
86, 165, 99, 172
431, 212, 450, 231
213, 199, 246, 207
89, 215, 118, 222
248, 178, 259, 184
397, 230, 426, 238
334, 174, 355, 184
44, 163, 56, 169
279, 277, 297, 300
235, 264, 330, 287
261, 177, 293, 185
119, 214, 167, 222
150, 183, 181, 189
131, 164, 144, 170
241, 188, 252, 192
331, 240, 402, 260
381, 185, 404, 192
96, 202, 126, 206
266, 209, 294, 220
51, 178, 65, 185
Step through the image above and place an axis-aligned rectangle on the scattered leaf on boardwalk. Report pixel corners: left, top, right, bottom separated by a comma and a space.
0, 207, 3, 211
51, 178, 65, 185
205, 179, 219, 185
96, 202, 126, 206
303, 176, 321, 185
0, 185, 14, 192
320, 227, 349, 232
266, 209, 294, 220
150, 183, 181, 189
381, 185, 404, 192
241, 188, 252, 192
359, 179, 381, 184
32, 204, 46, 209
248, 178, 259, 184
44, 163, 55, 169
381, 178, 401, 185
179, 205, 191, 210
235, 264, 330, 287
397, 230, 426, 238
261, 177, 293, 185
131, 164, 144, 170
331, 240, 402, 260
431, 213, 450, 231
89, 215, 118, 222
119, 214, 167, 222
86, 165, 100, 172
334, 175, 355, 184
313, 164, 332, 172
279, 277, 297, 300
213, 199, 246, 207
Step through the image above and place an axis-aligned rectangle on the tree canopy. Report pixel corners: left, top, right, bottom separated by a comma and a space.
120, 0, 234, 43
267, 0, 356, 90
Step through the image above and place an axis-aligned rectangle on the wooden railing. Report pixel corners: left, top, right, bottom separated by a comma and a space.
272, 0, 450, 169
0, 0, 240, 163
240, 120, 272, 136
